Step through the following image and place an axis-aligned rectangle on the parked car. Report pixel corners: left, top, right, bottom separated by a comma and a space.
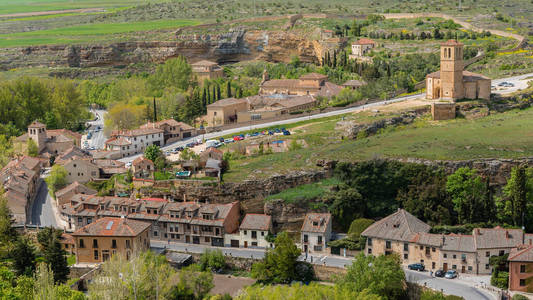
175, 146, 184, 152
283, 130, 291, 136
125, 162, 132, 168
233, 136, 244, 141
186, 142, 195, 148
444, 270, 457, 279
434, 270, 445, 277
87, 132, 92, 139
408, 263, 425, 271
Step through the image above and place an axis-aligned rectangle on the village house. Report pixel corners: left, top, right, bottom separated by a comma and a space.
105, 127, 164, 158
508, 244, 533, 292
140, 119, 196, 145
206, 94, 318, 127
60, 233, 76, 255
15, 121, 82, 160
362, 209, 533, 275
200, 147, 223, 162
426, 40, 491, 100
301, 213, 332, 254
236, 214, 273, 249
342, 79, 367, 90
349, 38, 376, 59
92, 159, 127, 179
259, 72, 342, 97
206, 97, 249, 127
132, 156, 154, 179
71, 217, 151, 264
62, 158, 100, 184
191, 60, 225, 82
0, 156, 41, 224
55, 181, 97, 207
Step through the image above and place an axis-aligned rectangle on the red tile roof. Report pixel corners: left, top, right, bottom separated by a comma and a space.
72, 217, 151, 237
301, 213, 331, 233
240, 214, 271, 231
354, 38, 376, 45
441, 39, 463, 46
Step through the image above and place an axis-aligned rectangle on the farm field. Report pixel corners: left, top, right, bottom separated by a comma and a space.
0, 0, 146, 15
0, 18, 200, 47
223, 101, 533, 182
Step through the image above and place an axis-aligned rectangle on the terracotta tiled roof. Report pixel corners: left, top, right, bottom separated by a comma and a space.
55, 182, 96, 198
240, 214, 271, 231
441, 39, 463, 46
342, 80, 367, 87
442, 234, 476, 252
473, 227, 524, 249
361, 209, 431, 242
28, 121, 46, 128
301, 213, 331, 233
112, 127, 163, 137
316, 82, 343, 98
413, 232, 444, 247
105, 137, 131, 146
509, 245, 533, 262
132, 156, 154, 167
354, 38, 376, 45
299, 73, 328, 80
47, 129, 82, 141
191, 60, 219, 67
72, 217, 150, 237
207, 97, 248, 108
61, 233, 75, 244
462, 71, 490, 81
140, 119, 195, 131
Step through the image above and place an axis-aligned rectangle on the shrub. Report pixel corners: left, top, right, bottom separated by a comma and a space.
512, 295, 529, 300
199, 249, 226, 272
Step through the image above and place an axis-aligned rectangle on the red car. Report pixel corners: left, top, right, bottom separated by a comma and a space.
233, 136, 244, 141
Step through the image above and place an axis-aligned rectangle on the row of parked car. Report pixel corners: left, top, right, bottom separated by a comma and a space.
407, 263, 458, 279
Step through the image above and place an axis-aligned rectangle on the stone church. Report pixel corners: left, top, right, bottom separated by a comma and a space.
426, 40, 491, 100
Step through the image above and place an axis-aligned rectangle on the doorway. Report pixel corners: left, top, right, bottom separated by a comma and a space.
244, 241, 248, 248
461, 266, 465, 273
443, 263, 448, 271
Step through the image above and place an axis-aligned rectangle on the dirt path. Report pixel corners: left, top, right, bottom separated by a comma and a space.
211, 274, 256, 297
0, 8, 105, 18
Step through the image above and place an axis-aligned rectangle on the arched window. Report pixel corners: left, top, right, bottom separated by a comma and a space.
448, 48, 451, 58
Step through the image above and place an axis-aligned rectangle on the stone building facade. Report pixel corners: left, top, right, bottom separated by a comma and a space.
362, 209, 533, 275
301, 213, 332, 254
508, 244, 533, 292
426, 40, 491, 100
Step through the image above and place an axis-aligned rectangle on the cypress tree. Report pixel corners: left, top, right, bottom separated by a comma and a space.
226, 81, 232, 98
201, 88, 206, 109
207, 86, 211, 104
44, 236, 69, 283
216, 84, 221, 100
212, 85, 216, 102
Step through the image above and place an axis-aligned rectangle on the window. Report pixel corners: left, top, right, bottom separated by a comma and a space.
205, 237, 210, 242
318, 236, 322, 244
304, 234, 308, 243
87, 218, 92, 224
404, 243, 409, 251
520, 279, 526, 286
244, 230, 247, 235
94, 250, 99, 260
154, 231, 158, 237
78, 217, 82, 223
443, 253, 447, 258
485, 264, 489, 270
486, 251, 490, 257
261, 231, 265, 236
386, 241, 391, 249
368, 248, 372, 254
432, 247, 436, 252
453, 254, 457, 259
499, 250, 505, 256
65, 244, 69, 249
126, 240, 131, 249
468, 266, 472, 271
93, 239, 98, 248
452, 265, 457, 270
112, 240, 117, 249
426, 247, 430, 255
367, 238, 372, 246
521, 265, 526, 273
251, 231, 257, 239
432, 262, 436, 269
404, 253, 408, 259
79, 239, 85, 248
252, 242, 258, 246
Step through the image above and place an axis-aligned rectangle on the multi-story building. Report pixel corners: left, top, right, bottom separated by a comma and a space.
140, 119, 196, 145
132, 156, 154, 179
362, 209, 533, 274
349, 38, 376, 58
301, 213, 332, 254
191, 60, 225, 82
105, 128, 164, 158
59, 193, 241, 247
15, 121, 81, 157
71, 217, 151, 264
236, 214, 273, 249
508, 244, 533, 292
0, 156, 42, 224
55, 181, 97, 206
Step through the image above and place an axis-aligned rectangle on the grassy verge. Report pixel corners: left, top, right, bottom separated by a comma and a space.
67, 254, 76, 266
224, 105, 533, 182
154, 171, 174, 181
265, 177, 341, 204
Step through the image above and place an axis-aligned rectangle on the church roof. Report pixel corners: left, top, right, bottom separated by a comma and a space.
28, 121, 46, 128
353, 38, 376, 45
441, 39, 463, 46
426, 70, 490, 81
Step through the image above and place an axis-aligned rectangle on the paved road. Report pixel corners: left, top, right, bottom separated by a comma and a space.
30, 180, 58, 227
404, 270, 497, 300
150, 240, 353, 268
118, 72, 533, 164
84, 109, 107, 150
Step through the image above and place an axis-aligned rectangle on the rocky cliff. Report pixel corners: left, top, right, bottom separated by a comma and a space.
0, 28, 339, 71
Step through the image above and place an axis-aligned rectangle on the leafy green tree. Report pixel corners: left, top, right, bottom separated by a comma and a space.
27, 138, 39, 157
33, 263, 56, 300
148, 56, 193, 95
348, 218, 374, 241
498, 165, 531, 227
328, 185, 365, 229
199, 249, 226, 272
11, 236, 37, 276
0, 193, 18, 244
140, 251, 176, 300
237, 282, 382, 300
45, 165, 68, 197
251, 232, 301, 284
144, 145, 163, 163
337, 253, 405, 299
43, 235, 69, 283
37, 227, 63, 250
226, 81, 232, 98
446, 167, 491, 224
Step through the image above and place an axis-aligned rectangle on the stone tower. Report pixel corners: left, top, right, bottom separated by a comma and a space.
28, 121, 47, 153
440, 40, 464, 100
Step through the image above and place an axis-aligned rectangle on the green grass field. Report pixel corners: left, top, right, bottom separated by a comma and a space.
223, 105, 533, 182
0, 0, 148, 15
265, 177, 342, 204
0, 18, 200, 47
